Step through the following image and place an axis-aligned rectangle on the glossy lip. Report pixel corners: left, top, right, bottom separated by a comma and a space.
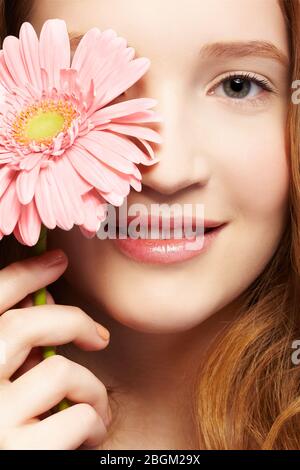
112, 216, 228, 265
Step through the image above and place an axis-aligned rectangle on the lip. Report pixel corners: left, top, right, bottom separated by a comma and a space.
116, 214, 225, 230
112, 216, 227, 265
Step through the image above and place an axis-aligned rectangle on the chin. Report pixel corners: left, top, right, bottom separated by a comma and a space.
89, 282, 223, 334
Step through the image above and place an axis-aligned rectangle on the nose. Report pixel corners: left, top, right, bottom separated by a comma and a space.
140, 76, 212, 196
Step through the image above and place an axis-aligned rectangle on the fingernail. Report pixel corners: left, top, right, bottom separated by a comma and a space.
40, 249, 67, 267
96, 323, 110, 341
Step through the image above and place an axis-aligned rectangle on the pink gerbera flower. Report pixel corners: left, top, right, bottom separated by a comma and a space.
0, 19, 162, 246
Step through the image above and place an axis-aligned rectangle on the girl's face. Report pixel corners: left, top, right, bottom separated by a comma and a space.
32, 0, 290, 333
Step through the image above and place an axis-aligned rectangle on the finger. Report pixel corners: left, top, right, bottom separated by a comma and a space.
10, 347, 43, 380
9, 292, 55, 380
2, 403, 107, 450
0, 304, 110, 380
0, 249, 68, 314
1, 355, 111, 430
14, 290, 55, 309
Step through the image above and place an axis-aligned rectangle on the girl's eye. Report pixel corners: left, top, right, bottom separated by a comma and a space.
220, 76, 257, 99
208, 72, 275, 100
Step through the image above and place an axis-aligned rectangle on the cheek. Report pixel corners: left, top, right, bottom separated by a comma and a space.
214, 115, 290, 219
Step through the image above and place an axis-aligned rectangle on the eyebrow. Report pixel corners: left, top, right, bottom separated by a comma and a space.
199, 40, 289, 67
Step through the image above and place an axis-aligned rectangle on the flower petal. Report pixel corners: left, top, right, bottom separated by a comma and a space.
0, 178, 21, 235
19, 153, 43, 171
71, 27, 103, 73
90, 98, 157, 124
44, 165, 75, 230
66, 144, 112, 192
2, 36, 29, 88
85, 130, 156, 165
51, 157, 85, 225
103, 122, 163, 144
129, 176, 142, 192
13, 220, 25, 245
0, 50, 16, 90
19, 22, 43, 91
97, 58, 150, 109
85, 46, 151, 114
16, 162, 41, 204
98, 190, 125, 206
79, 225, 97, 239
72, 144, 133, 198
0, 150, 11, 162
80, 190, 106, 233
0, 165, 15, 198
113, 110, 164, 124
59, 68, 82, 99
34, 168, 56, 229
77, 133, 137, 174
72, 28, 129, 99
59, 152, 93, 196
39, 19, 70, 89
17, 199, 42, 246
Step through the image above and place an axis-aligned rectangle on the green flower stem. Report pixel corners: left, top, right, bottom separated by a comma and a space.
32, 224, 70, 412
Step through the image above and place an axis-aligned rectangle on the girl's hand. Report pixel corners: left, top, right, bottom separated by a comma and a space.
0, 249, 112, 450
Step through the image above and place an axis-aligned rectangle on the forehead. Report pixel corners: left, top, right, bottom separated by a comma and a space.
31, 0, 288, 64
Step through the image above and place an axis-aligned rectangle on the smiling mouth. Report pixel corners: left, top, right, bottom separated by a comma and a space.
111, 222, 228, 265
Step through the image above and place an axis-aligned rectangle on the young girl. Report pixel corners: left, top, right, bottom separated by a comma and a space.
0, 0, 299, 450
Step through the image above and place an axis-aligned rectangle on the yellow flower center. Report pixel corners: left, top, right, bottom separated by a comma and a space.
12, 99, 77, 146
26, 111, 65, 141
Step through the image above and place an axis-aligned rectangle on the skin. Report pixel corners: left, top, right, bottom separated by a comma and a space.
0, 0, 290, 449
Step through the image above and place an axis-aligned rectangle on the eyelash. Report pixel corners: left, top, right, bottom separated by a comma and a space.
207, 71, 277, 106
